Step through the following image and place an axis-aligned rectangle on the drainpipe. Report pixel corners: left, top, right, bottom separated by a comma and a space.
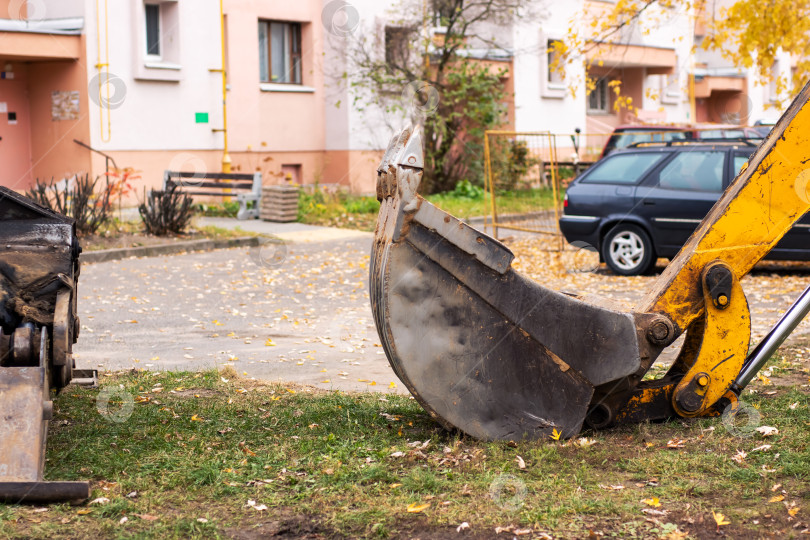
218, 0, 231, 173
688, 6, 697, 123
95, 0, 111, 142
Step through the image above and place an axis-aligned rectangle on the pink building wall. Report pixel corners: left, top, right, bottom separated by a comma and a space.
0, 62, 33, 189
224, 0, 329, 188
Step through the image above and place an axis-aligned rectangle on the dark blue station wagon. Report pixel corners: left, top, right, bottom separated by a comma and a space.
559, 142, 810, 275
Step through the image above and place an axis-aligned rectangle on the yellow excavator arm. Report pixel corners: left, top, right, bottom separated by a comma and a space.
369, 81, 810, 440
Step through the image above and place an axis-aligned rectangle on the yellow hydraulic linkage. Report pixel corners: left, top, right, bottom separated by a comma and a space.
369, 80, 810, 440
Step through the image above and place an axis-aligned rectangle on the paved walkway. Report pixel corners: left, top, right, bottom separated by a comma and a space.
74, 216, 810, 394
73, 220, 399, 393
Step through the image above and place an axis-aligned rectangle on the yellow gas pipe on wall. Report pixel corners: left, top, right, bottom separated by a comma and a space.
218, 0, 231, 173
94, 0, 111, 142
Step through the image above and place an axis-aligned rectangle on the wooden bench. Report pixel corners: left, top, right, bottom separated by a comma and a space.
163, 170, 262, 220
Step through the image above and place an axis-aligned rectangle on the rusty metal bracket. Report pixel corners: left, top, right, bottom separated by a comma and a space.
0, 365, 89, 503
671, 261, 751, 417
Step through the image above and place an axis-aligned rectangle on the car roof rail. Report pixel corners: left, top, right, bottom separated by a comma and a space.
628, 138, 759, 149
691, 137, 760, 146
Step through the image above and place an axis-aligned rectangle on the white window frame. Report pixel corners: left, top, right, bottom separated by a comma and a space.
660, 63, 681, 105
259, 20, 303, 85
540, 32, 566, 99
132, 0, 181, 82
588, 77, 610, 114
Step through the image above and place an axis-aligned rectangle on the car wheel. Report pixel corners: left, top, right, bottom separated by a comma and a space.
602, 224, 655, 276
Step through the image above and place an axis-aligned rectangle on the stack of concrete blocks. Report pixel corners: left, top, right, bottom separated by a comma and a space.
260, 185, 300, 222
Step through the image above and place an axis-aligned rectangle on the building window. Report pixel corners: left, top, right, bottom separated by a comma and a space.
432, 0, 456, 26
547, 39, 563, 85
588, 77, 610, 113
385, 26, 412, 68
145, 4, 161, 58
259, 21, 302, 84
768, 60, 780, 103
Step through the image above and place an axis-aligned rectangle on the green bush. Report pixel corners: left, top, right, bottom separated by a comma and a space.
490, 139, 540, 191
343, 196, 380, 214
450, 179, 485, 200
194, 201, 240, 217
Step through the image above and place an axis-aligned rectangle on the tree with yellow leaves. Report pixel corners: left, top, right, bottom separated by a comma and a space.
555, 0, 810, 113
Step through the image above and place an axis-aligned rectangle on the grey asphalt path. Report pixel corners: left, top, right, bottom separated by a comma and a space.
74, 216, 810, 395
73, 220, 405, 393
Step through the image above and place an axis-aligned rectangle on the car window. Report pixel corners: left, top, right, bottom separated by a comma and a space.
658, 151, 726, 192
582, 153, 667, 185
663, 131, 687, 142
603, 129, 688, 156
613, 131, 685, 148
733, 155, 749, 174
696, 130, 723, 139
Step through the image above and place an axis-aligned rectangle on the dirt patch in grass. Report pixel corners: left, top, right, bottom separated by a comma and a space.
170, 388, 222, 399
226, 510, 340, 539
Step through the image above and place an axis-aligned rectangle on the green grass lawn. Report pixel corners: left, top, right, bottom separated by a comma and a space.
426, 188, 561, 220
295, 186, 561, 232
3, 358, 808, 539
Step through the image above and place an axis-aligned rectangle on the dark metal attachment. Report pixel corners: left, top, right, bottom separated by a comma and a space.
0, 186, 88, 503
704, 264, 733, 310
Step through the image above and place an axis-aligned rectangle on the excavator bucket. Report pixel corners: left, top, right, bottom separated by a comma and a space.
370, 82, 810, 441
370, 127, 665, 440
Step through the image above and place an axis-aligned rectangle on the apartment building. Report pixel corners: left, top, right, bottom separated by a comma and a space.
0, 0, 785, 196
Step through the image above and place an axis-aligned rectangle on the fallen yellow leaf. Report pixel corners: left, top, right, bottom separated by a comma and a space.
642, 497, 661, 508
191, 414, 203, 422
286, 389, 296, 394
712, 510, 731, 527
550, 428, 561, 441
265, 338, 275, 346
769, 495, 785, 503
406, 502, 430, 513
789, 507, 800, 517
389, 382, 397, 388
